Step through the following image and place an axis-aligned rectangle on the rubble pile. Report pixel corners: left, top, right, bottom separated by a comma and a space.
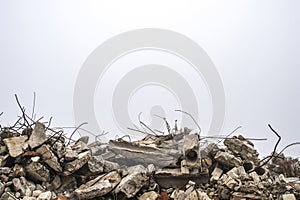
0, 118, 299, 200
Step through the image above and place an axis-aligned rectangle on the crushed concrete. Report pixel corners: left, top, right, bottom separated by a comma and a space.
0, 113, 299, 200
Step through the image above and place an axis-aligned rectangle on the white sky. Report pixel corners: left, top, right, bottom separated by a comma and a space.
0, 1, 299, 157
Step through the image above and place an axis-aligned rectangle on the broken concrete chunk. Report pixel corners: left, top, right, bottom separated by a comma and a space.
114, 165, 149, 198
183, 134, 200, 166
88, 141, 104, 156
28, 122, 47, 149
37, 191, 52, 200
231, 192, 262, 200
218, 185, 231, 199
282, 194, 296, 200
102, 159, 120, 173
238, 181, 260, 194
294, 183, 300, 192
12, 178, 26, 196
226, 166, 247, 181
36, 145, 62, 172
275, 173, 288, 184
51, 141, 65, 159
1, 174, 9, 182
63, 151, 91, 175
71, 140, 89, 154
0, 182, 4, 197
0, 191, 18, 200
139, 191, 159, 200
180, 160, 189, 174
75, 171, 121, 200
0, 167, 10, 174
77, 136, 89, 144
224, 136, 259, 162
249, 171, 260, 183
155, 168, 209, 188
214, 151, 242, 168
32, 190, 42, 197
87, 155, 120, 174
64, 146, 78, 162
221, 175, 240, 190
186, 189, 211, 200
146, 164, 156, 175
210, 167, 223, 182
13, 164, 26, 177
184, 181, 196, 196
87, 156, 103, 174
31, 156, 40, 162
201, 143, 219, 158
25, 162, 50, 182
0, 155, 8, 167
51, 176, 61, 190
0, 146, 7, 155
3, 135, 28, 157
171, 189, 185, 200
22, 178, 35, 196
109, 139, 179, 167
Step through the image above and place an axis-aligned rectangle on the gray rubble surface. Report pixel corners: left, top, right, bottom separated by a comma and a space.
0, 115, 299, 200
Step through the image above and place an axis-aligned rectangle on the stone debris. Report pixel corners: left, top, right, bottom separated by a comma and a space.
3, 135, 28, 158
63, 151, 91, 176
282, 193, 297, 200
36, 145, 62, 172
139, 191, 159, 200
28, 122, 47, 149
114, 165, 149, 198
223, 135, 259, 163
25, 161, 50, 182
75, 171, 121, 199
0, 113, 299, 200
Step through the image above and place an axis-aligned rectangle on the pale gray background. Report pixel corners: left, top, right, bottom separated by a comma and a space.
0, 1, 299, 157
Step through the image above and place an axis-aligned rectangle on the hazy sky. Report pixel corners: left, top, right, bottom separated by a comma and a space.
0, 1, 299, 157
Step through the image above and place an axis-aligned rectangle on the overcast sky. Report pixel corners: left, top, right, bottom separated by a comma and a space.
0, 1, 299, 157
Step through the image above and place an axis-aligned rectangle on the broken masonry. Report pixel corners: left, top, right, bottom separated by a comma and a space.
0, 116, 299, 200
